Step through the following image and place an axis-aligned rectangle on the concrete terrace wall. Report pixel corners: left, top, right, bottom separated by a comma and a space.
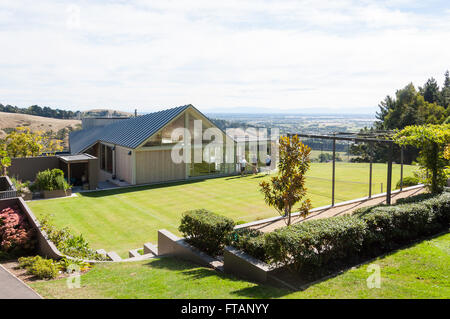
157, 229, 221, 269
223, 246, 271, 283
8, 156, 60, 182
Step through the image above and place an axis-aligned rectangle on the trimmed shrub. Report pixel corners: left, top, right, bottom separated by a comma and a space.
265, 215, 367, 272
34, 169, 70, 191
395, 176, 419, 189
360, 204, 427, 247
230, 228, 267, 262
421, 192, 450, 226
353, 203, 386, 217
179, 209, 235, 256
395, 192, 436, 205
358, 194, 449, 252
18, 256, 59, 279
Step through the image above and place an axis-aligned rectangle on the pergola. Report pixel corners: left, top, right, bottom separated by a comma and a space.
287, 131, 404, 206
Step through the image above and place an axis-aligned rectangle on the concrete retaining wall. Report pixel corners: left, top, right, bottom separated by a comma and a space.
223, 246, 271, 283
157, 229, 220, 268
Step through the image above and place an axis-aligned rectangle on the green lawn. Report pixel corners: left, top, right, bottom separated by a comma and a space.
28, 162, 417, 256
30, 232, 450, 299
309, 150, 355, 162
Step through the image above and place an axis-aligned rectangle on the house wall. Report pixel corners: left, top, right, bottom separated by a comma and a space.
135, 149, 186, 184
115, 145, 132, 184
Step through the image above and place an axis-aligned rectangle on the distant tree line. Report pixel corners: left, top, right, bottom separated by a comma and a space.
0, 103, 80, 119
350, 70, 450, 164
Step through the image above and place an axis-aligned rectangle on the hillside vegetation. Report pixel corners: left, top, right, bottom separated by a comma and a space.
0, 112, 81, 149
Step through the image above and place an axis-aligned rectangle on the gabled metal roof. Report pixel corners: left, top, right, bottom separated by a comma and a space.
69, 104, 191, 154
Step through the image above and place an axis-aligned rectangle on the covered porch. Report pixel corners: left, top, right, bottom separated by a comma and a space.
57, 154, 99, 191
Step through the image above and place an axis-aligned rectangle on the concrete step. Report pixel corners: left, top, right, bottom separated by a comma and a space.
128, 248, 142, 258
106, 251, 122, 261
143, 242, 158, 256
96, 249, 107, 256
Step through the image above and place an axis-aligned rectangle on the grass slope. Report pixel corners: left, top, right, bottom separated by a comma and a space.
30, 232, 450, 299
28, 162, 417, 256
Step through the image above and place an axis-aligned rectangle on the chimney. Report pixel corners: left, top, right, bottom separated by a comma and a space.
134, 109, 137, 117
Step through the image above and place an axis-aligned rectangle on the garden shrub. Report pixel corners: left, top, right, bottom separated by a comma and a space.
34, 169, 70, 191
179, 209, 235, 256
230, 228, 267, 262
395, 192, 436, 205
39, 215, 107, 261
360, 204, 429, 248
265, 215, 368, 272
359, 194, 449, 252
353, 203, 386, 217
18, 256, 59, 279
421, 192, 450, 226
395, 176, 419, 189
0, 205, 35, 254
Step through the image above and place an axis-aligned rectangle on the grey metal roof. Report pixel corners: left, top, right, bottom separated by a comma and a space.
69, 104, 191, 154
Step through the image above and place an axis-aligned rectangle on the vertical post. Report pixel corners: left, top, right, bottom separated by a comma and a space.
369, 142, 373, 198
400, 146, 404, 191
332, 136, 336, 207
386, 142, 393, 205
67, 162, 71, 184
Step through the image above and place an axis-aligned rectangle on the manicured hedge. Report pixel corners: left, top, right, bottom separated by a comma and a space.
395, 192, 436, 205
237, 192, 449, 274
265, 215, 367, 272
230, 228, 267, 262
179, 209, 235, 256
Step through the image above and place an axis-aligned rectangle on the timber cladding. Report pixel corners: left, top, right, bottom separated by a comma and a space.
135, 149, 185, 184
115, 145, 132, 184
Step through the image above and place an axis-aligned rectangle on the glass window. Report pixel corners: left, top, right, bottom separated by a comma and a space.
143, 114, 185, 147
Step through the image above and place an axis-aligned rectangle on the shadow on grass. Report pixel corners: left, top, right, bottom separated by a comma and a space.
79, 179, 207, 198
144, 257, 292, 298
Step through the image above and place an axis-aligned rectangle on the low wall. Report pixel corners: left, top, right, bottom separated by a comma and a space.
8, 156, 60, 182
223, 246, 271, 283
0, 197, 63, 259
157, 229, 220, 268
0, 176, 17, 200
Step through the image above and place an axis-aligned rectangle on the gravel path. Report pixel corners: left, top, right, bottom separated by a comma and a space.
250, 186, 426, 233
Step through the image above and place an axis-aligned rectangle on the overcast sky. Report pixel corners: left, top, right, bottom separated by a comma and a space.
1, 0, 449, 114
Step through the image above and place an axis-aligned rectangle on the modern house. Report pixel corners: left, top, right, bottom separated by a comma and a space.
69, 105, 237, 186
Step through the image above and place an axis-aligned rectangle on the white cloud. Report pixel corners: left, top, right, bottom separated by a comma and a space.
0, 0, 449, 113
